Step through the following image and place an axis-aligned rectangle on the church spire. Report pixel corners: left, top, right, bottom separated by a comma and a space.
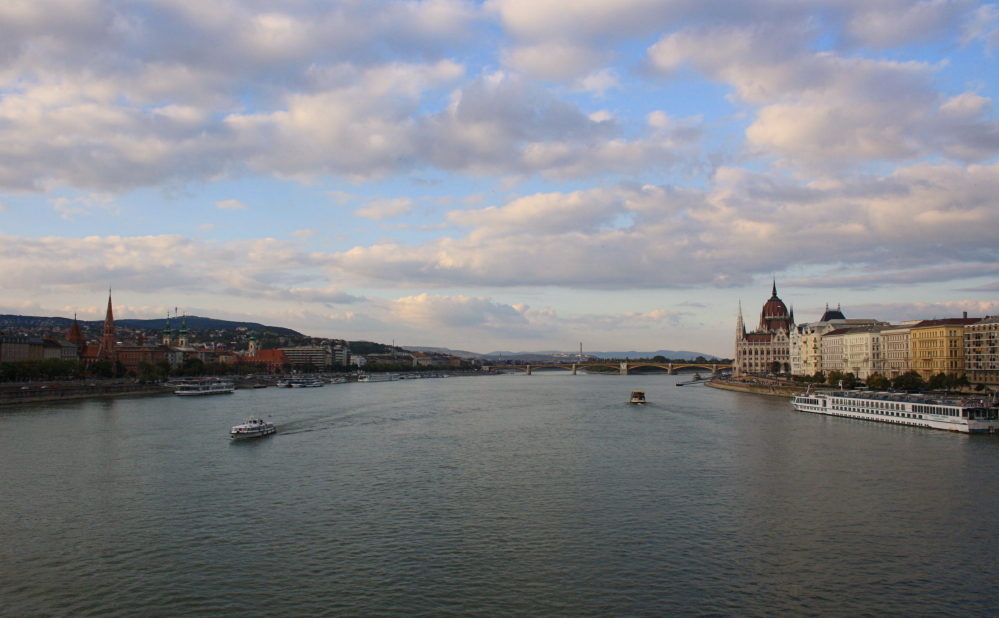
99, 288, 116, 361
772, 279, 777, 297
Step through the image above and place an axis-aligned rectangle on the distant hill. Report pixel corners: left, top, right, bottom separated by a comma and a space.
402, 346, 482, 359
0, 314, 303, 337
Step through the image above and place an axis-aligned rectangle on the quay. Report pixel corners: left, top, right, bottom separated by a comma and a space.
0, 381, 173, 406
706, 378, 810, 397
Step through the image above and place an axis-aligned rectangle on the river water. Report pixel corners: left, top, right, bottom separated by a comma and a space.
2, 374, 997, 617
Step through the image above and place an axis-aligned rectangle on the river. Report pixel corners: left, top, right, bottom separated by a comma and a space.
2, 373, 997, 616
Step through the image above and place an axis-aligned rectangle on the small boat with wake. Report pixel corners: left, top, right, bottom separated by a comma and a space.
630, 390, 646, 404
230, 418, 277, 440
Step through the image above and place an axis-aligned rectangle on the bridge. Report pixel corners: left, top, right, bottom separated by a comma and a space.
482, 362, 733, 376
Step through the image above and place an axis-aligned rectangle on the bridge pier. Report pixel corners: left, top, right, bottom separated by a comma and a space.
572, 364, 577, 375
526, 365, 532, 376
668, 363, 675, 375
620, 362, 629, 376
712, 364, 718, 377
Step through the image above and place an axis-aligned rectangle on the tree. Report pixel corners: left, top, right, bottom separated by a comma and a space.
975, 383, 986, 392
928, 372, 949, 391
827, 370, 845, 386
783, 362, 791, 374
652, 355, 667, 363
812, 371, 825, 384
770, 361, 782, 374
842, 372, 858, 389
891, 371, 925, 391
89, 361, 114, 378
866, 373, 890, 390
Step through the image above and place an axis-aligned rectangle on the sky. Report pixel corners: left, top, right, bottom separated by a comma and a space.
1, 0, 999, 357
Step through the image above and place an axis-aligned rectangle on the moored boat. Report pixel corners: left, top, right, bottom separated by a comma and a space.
174, 379, 235, 396
791, 388, 999, 434
230, 418, 277, 440
359, 373, 399, 382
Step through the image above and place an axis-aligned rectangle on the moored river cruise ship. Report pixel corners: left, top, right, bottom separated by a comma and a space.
173, 379, 235, 396
791, 389, 999, 434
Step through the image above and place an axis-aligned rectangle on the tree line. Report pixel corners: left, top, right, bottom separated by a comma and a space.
792, 370, 981, 392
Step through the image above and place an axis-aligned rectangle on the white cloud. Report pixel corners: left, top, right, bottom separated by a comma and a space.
328, 160, 999, 289
355, 198, 413, 221
290, 229, 317, 241
647, 23, 999, 169
215, 199, 247, 210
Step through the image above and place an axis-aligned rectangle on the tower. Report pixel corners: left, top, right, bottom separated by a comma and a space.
248, 334, 259, 356
178, 314, 189, 347
163, 314, 173, 346
66, 313, 86, 348
98, 290, 116, 362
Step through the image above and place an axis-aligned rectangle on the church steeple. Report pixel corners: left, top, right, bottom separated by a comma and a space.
178, 313, 189, 347
771, 279, 777, 297
66, 313, 86, 347
163, 313, 173, 345
98, 289, 116, 361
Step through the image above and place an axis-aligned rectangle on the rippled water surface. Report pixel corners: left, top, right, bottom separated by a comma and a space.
2, 374, 998, 617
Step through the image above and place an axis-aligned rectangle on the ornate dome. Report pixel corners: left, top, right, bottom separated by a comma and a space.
758, 281, 791, 332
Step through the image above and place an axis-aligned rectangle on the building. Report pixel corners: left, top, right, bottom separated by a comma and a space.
333, 343, 351, 368
43, 338, 80, 362
964, 316, 999, 387
0, 335, 46, 362
279, 346, 331, 370
910, 317, 980, 380
794, 306, 884, 377
841, 325, 884, 379
820, 328, 849, 374
238, 349, 291, 373
734, 282, 794, 376
880, 324, 914, 378
97, 292, 116, 362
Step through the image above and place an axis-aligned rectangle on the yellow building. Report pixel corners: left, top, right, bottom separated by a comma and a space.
910, 318, 979, 380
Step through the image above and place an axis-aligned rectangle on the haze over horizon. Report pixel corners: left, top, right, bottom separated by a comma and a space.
2, 0, 999, 358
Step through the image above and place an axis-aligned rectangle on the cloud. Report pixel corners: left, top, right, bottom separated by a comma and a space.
355, 198, 413, 221
327, 160, 999, 289
216, 199, 247, 210
646, 22, 999, 170
834, 301, 999, 323
290, 229, 317, 241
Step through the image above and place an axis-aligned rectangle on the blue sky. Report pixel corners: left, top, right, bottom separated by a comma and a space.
1, 0, 998, 356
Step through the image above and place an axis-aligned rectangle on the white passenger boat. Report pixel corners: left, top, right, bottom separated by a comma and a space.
791, 388, 999, 434
358, 373, 399, 382
174, 379, 235, 396
230, 418, 277, 440
630, 390, 646, 404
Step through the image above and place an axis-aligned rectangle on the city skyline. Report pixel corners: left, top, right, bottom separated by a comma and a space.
2, 1, 999, 356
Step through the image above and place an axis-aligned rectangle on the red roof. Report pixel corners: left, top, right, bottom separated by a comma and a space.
238, 349, 290, 364
911, 318, 980, 328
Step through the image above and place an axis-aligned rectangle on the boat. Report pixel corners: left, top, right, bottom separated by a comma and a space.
276, 379, 292, 388
359, 373, 400, 382
307, 380, 324, 387
174, 379, 235, 396
630, 390, 646, 404
791, 388, 999, 434
230, 418, 277, 440
693, 373, 702, 381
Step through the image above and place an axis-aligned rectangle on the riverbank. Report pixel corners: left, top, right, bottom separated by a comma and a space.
0, 382, 173, 406
705, 379, 811, 397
